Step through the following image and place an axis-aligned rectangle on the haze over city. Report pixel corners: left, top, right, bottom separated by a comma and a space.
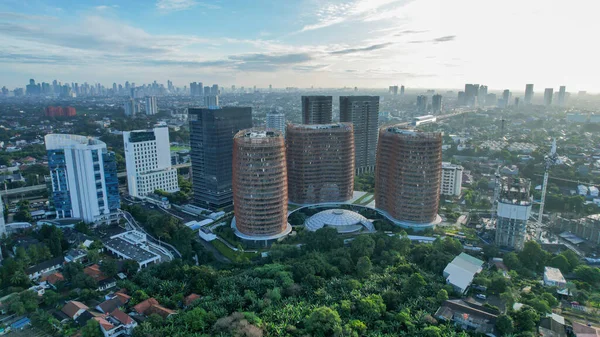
1, 0, 600, 91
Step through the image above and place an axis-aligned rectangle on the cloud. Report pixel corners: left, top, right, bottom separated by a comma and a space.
156, 0, 219, 12
410, 35, 456, 44
330, 42, 393, 55
0, 12, 57, 21
0, 16, 210, 55
394, 29, 428, 36
293, 64, 329, 72
300, 0, 405, 32
229, 53, 314, 71
433, 35, 456, 42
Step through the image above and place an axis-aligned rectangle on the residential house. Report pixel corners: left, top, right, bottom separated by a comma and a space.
41, 272, 65, 288
133, 298, 176, 319
84, 264, 116, 292
539, 313, 567, 337
443, 253, 484, 294
61, 301, 89, 320
435, 299, 498, 335
94, 310, 138, 337
544, 267, 567, 288
64, 249, 87, 263
25, 256, 64, 280
96, 292, 130, 314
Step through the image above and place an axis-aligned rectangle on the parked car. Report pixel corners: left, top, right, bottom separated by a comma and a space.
476, 294, 487, 300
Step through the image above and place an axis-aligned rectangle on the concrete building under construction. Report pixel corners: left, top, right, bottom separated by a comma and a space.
375, 127, 442, 227
495, 176, 532, 251
286, 123, 355, 204
232, 129, 291, 241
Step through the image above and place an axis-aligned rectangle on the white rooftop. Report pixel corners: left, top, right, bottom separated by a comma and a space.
304, 209, 374, 233
443, 253, 484, 294
544, 266, 566, 283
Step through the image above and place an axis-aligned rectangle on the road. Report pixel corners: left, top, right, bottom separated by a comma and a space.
120, 210, 183, 259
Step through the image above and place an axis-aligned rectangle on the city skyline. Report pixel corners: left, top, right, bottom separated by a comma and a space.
1, 0, 599, 91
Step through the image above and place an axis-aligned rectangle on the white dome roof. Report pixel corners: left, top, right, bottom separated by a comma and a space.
305, 209, 374, 233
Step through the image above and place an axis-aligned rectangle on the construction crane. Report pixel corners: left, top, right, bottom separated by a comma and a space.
537, 139, 559, 240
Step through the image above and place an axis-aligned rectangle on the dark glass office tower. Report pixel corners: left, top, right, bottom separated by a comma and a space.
189, 107, 252, 210
301, 96, 333, 124
339, 96, 379, 174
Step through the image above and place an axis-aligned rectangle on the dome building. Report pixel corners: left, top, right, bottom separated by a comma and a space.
304, 209, 374, 233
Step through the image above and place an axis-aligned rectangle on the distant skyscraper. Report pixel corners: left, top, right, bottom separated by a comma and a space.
464, 84, 479, 106
269, 84, 272, 92
204, 86, 210, 96
266, 112, 286, 135
375, 127, 442, 227
457, 91, 466, 106
190, 82, 203, 96
478, 85, 488, 106
204, 95, 219, 108
495, 177, 532, 251
232, 129, 291, 241
189, 107, 252, 210
524, 84, 534, 105
211, 84, 219, 95
123, 99, 139, 116
558, 86, 566, 106
123, 126, 179, 199
416, 95, 428, 113
45, 134, 120, 223
502, 90, 511, 107
301, 96, 333, 124
486, 93, 497, 107
286, 123, 354, 204
514, 97, 520, 109
340, 96, 379, 174
400, 85, 405, 95
544, 88, 554, 106
432, 94, 443, 113
145, 96, 158, 115
389, 86, 398, 95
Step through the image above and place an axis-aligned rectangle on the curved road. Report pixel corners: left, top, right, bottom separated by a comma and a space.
120, 210, 183, 259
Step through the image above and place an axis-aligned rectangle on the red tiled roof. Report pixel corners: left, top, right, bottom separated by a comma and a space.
94, 316, 114, 331
133, 298, 176, 319
44, 272, 65, 284
114, 292, 131, 304
84, 264, 108, 281
111, 309, 134, 325
61, 301, 89, 318
184, 293, 201, 306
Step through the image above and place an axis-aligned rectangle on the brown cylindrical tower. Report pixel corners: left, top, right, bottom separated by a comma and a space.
286, 123, 355, 204
232, 129, 288, 238
375, 126, 442, 224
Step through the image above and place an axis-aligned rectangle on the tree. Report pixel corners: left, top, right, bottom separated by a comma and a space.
356, 256, 372, 279
82, 319, 103, 337
422, 326, 442, 337
43, 290, 60, 307
512, 306, 540, 332
436, 289, 448, 302
87, 249, 100, 264
548, 255, 570, 274
561, 249, 580, 272
74, 222, 91, 234
406, 273, 427, 294
305, 307, 342, 337
14, 200, 33, 222
122, 260, 140, 275
101, 258, 118, 277
503, 252, 522, 271
574, 265, 600, 285
357, 294, 386, 321
518, 241, 548, 272
495, 314, 514, 335
350, 235, 375, 261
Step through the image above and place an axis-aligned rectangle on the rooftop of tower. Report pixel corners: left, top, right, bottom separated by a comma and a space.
288, 122, 352, 130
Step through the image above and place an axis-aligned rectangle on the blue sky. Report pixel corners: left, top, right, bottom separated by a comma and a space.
1, 0, 599, 91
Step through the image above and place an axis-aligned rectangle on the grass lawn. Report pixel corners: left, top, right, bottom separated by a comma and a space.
353, 193, 374, 205
211, 240, 258, 263
170, 145, 191, 152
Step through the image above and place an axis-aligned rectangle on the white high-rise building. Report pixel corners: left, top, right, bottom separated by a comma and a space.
266, 112, 286, 135
46, 134, 121, 223
495, 177, 532, 251
124, 99, 139, 116
441, 162, 463, 196
145, 96, 158, 115
123, 126, 179, 198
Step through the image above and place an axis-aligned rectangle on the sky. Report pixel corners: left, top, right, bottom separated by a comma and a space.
1, 0, 599, 92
